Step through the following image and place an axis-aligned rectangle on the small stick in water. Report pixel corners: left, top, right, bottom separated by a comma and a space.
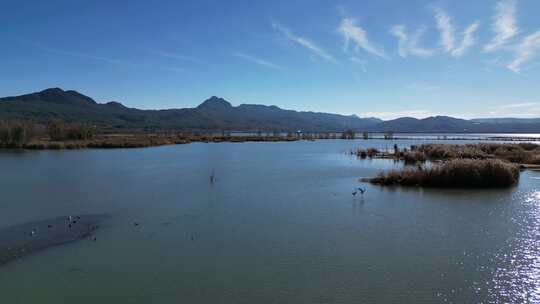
210, 171, 216, 185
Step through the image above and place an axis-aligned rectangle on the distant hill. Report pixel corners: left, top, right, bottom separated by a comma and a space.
1, 88, 539, 133
471, 118, 540, 124
0, 88, 380, 131
371, 116, 479, 132
371, 116, 540, 133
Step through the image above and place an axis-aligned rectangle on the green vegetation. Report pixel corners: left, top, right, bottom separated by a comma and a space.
47, 120, 96, 141
369, 159, 520, 188
0, 120, 35, 147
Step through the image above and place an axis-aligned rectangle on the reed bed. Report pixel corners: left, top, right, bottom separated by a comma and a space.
369, 159, 520, 188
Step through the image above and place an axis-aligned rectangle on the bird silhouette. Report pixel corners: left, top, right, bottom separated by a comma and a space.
352, 187, 366, 196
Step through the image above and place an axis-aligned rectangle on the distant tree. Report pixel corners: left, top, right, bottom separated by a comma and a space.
384, 132, 394, 140
0, 120, 35, 147
341, 129, 355, 139
66, 124, 96, 140
47, 120, 95, 141
362, 131, 369, 140
47, 120, 66, 141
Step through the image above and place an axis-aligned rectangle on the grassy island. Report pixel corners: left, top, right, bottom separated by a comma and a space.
357, 143, 538, 188
368, 159, 520, 188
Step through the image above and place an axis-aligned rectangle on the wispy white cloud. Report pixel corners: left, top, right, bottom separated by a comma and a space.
234, 52, 282, 70
507, 31, 540, 73
272, 23, 336, 62
360, 110, 435, 120
435, 9, 455, 53
451, 22, 480, 57
434, 8, 479, 57
499, 102, 540, 109
480, 101, 540, 117
30, 42, 185, 73
338, 18, 386, 58
389, 25, 433, 58
150, 49, 202, 63
484, 0, 519, 52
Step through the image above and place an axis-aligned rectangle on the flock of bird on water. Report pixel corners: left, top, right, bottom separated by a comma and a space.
23, 171, 366, 242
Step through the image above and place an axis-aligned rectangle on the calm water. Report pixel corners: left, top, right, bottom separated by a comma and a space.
0, 140, 539, 303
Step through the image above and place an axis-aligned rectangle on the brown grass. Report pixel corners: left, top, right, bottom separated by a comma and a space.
352, 148, 380, 159
17, 133, 303, 150
369, 159, 520, 188
377, 143, 540, 165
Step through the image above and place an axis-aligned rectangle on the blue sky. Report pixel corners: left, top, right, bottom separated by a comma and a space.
1, 0, 540, 119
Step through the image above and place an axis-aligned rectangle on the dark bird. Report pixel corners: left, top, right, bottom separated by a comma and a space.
134, 222, 140, 227
93, 237, 97, 242
47, 224, 53, 228
352, 187, 366, 196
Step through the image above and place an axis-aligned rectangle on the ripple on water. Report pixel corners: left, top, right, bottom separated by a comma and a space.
489, 190, 540, 303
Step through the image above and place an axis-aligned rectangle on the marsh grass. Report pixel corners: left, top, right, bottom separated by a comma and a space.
373, 143, 540, 165
352, 148, 380, 159
369, 159, 520, 188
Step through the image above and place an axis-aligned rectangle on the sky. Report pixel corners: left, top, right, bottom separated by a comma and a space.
1, 0, 540, 120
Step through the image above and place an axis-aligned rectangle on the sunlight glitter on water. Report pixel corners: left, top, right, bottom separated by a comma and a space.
526, 191, 540, 203
490, 190, 540, 303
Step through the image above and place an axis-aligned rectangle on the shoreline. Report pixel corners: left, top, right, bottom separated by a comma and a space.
3, 134, 302, 150
0, 133, 539, 151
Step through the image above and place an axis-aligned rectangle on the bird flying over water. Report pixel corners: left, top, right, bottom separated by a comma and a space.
352, 187, 366, 196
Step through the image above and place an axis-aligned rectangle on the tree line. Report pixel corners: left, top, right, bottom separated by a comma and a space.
0, 120, 96, 147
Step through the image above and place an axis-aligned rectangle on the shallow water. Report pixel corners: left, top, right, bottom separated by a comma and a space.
0, 139, 539, 303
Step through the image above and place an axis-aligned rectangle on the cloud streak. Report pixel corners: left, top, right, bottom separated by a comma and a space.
435, 9, 456, 53
150, 49, 202, 63
484, 0, 519, 52
234, 52, 282, 69
507, 31, 540, 73
499, 102, 540, 109
338, 18, 386, 58
272, 23, 336, 62
451, 22, 480, 57
389, 25, 433, 58
435, 9, 479, 57
29, 42, 186, 73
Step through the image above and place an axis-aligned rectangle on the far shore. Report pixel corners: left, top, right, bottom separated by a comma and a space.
0, 133, 539, 150
6, 133, 303, 150
0, 126, 540, 151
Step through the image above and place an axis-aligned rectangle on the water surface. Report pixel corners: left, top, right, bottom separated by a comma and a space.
0, 139, 539, 303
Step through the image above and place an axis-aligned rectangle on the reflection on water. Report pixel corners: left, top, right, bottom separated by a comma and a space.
490, 190, 540, 303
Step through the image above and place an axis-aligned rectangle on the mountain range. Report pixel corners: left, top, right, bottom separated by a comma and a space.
0, 88, 538, 133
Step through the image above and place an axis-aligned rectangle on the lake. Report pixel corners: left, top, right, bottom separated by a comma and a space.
0, 139, 539, 303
